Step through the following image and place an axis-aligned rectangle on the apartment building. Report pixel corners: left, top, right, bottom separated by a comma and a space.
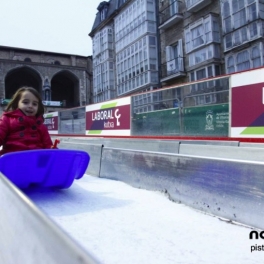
90, 0, 264, 109
222, 0, 264, 73
89, 0, 160, 112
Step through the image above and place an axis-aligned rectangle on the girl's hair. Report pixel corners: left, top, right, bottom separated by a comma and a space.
6, 86, 45, 116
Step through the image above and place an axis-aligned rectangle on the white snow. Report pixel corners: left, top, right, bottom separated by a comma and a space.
25, 175, 263, 264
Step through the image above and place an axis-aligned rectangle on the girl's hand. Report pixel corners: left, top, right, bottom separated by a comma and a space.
51, 139, 60, 149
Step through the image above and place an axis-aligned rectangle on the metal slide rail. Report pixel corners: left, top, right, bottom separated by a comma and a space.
54, 137, 181, 154
2, 137, 264, 262
0, 173, 99, 264
99, 148, 264, 230
179, 144, 264, 162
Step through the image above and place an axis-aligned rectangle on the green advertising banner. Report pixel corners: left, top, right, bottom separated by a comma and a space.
132, 108, 181, 136
183, 104, 229, 136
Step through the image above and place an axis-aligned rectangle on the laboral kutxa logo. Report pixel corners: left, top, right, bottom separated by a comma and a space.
86, 100, 130, 135
91, 107, 121, 128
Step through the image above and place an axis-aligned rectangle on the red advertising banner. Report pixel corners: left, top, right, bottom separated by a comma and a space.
86, 98, 131, 136
44, 115, 58, 132
232, 82, 264, 127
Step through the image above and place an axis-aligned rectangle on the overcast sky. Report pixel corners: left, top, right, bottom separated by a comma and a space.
0, 0, 103, 56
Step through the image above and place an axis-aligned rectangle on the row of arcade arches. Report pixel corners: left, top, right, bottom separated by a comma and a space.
5, 67, 80, 108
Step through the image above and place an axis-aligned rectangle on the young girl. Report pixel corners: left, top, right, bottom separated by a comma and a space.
0, 86, 55, 155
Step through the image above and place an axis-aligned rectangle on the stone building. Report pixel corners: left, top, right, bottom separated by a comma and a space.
158, 0, 264, 107
158, 0, 224, 107
0, 45, 93, 114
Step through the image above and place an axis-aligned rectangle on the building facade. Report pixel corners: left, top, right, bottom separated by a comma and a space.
89, 0, 161, 113
90, 0, 264, 110
0, 46, 93, 114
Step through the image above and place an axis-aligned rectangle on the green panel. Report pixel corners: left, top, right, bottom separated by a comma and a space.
183, 104, 229, 136
131, 108, 180, 136
131, 104, 229, 137
241, 127, 264, 134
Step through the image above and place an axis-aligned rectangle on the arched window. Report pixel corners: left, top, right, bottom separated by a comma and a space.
236, 50, 250, 71
227, 56, 235, 73
24, 58, 32, 62
252, 45, 261, 68
54, 60, 61, 65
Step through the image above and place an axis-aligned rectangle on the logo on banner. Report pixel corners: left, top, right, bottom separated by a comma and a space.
44, 117, 55, 129
205, 110, 214, 131
91, 108, 121, 128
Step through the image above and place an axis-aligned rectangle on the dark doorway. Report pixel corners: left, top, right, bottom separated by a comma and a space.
5, 67, 42, 99
51, 71, 79, 108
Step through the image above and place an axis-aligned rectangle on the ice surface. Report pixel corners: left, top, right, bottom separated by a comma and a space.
25, 175, 263, 264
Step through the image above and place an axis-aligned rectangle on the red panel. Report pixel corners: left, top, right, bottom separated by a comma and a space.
232, 83, 264, 127
44, 116, 58, 131
86, 105, 130, 130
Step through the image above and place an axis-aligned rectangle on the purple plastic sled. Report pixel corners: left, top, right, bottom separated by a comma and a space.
0, 149, 90, 189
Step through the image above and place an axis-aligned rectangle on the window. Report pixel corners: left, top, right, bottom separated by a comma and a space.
222, 1, 232, 33
227, 56, 235, 73
222, 0, 260, 51
165, 39, 184, 75
185, 15, 220, 54
186, 0, 207, 9
233, 1, 246, 29
192, 24, 204, 48
100, 6, 108, 21
169, 0, 178, 16
237, 51, 249, 71
252, 46, 261, 68
24, 58, 31, 62
224, 21, 259, 51
190, 64, 221, 87
189, 44, 220, 67
225, 43, 263, 73
222, 0, 257, 32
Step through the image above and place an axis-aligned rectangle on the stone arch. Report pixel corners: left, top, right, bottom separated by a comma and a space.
4, 66, 42, 99
51, 70, 79, 108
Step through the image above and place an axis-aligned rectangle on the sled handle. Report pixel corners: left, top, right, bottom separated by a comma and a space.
51, 139, 60, 149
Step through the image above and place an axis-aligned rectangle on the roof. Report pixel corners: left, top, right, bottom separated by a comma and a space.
89, 0, 131, 36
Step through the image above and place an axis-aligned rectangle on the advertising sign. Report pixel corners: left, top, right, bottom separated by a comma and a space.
44, 112, 59, 134
86, 97, 131, 136
231, 68, 264, 137
184, 104, 229, 136
42, 101, 62, 107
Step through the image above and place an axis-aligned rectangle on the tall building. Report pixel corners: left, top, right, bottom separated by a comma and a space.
221, 0, 264, 74
89, 0, 160, 112
159, 0, 223, 107
90, 0, 264, 109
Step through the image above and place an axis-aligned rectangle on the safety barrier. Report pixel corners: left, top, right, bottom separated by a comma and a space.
179, 144, 264, 162
0, 173, 98, 264
2, 137, 264, 263
240, 142, 264, 148
55, 137, 180, 154
179, 140, 240, 146
99, 147, 264, 230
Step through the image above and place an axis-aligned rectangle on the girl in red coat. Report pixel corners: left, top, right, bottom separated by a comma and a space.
0, 86, 55, 155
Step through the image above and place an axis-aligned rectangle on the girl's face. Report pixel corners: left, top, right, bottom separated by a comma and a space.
18, 91, 39, 116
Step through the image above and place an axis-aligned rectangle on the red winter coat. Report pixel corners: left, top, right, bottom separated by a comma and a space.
0, 109, 53, 155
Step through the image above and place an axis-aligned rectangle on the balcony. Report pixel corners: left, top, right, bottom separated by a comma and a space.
159, 1, 183, 30
186, 0, 212, 13
160, 58, 186, 82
